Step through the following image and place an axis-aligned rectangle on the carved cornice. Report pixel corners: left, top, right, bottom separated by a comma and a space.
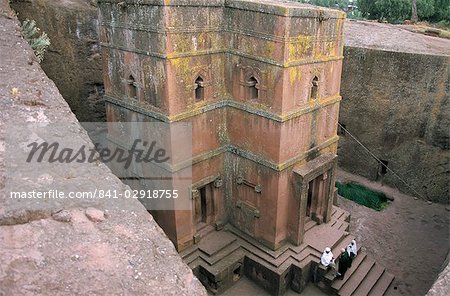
104, 94, 341, 123
107, 133, 339, 173
100, 42, 343, 67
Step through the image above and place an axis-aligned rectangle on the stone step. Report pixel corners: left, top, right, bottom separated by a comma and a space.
198, 231, 236, 257
332, 206, 349, 222
338, 256, 375, 296
305, 218, 317, 232
330, 253, 367, 287
331, 219, 349, 232
331, 220, 342, 229
180, 244, 198, 260
239, 239, 308, 269
298, 254, 321, 269
205, 248, 247, 274
367, 271, 395, 296
352, 263, 385, 296
331, 234, 355, 258
199, 241, 241, 266
295, 246, 320, 264
338, 222, 349, 232
183, 249, 201, 266
187, 257, 201, 270
226, 226, 281, 258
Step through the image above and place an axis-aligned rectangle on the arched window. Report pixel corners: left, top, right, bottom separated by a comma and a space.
247, 76, 258, 100
310, 76, 319, 100
194, 76, 204, 101
127, 75, 137, 99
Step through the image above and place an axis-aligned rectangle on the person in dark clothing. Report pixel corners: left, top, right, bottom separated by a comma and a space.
336, 248, 352, 280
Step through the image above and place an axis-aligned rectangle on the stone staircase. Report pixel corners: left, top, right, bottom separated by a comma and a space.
317, 242, 394, 296
181, 206, 394, 295
319, 251, 395, 296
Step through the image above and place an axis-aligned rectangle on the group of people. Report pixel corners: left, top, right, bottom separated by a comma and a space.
320, 240, 358, 280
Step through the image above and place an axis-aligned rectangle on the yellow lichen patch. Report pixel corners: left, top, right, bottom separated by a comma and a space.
209, 32, 222, 50
198, 31, 206, 49
217, 118, 229, 144
288, 35, 311, 63
241, 37, 255, 55
170, 33, 193, 53
288, 67, 301, 86
335, 17, 344, 36
314, 42, 323, 59
319, 41, 334, 57
266, 67, 278, 87
265, 41, 275, 59
168, 57, 191, 81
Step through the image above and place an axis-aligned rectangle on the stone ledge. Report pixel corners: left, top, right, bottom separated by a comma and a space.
0, 0, 206, 294
96, 0, 345, 18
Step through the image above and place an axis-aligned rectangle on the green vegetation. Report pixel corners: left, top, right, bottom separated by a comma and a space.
21, 19, 50, 63
296, 0, 450, 25
336, 181, 389, 211
358, 0, 450, 24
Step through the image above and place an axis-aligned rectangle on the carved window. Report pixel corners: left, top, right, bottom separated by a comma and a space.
310, 76, 319, 100
194, 76, 204, 101
127, 75, 137, 99
247, 76, 259, 100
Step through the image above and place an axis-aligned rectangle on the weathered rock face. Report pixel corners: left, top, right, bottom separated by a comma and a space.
0, 0, 206, 294
10, 0, 105, 122
427, 253, 450, 296
98, 0, 345, 253
338, 46, 450, 203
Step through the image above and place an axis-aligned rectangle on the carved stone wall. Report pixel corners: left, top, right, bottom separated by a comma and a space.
98, 0, 345, 251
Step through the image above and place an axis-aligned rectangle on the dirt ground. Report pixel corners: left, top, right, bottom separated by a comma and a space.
221, 169, 449, 296
345, 20, 450, 56
336, 169, 449, 296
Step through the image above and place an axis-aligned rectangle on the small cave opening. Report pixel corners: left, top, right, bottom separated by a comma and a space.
233, 263, 243, 282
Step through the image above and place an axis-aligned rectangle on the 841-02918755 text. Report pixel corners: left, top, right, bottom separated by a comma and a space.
122, 189, 178, 199
94, 189, 179, 199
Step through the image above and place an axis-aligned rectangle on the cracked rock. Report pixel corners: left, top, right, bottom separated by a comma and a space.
52, 210, 71, 223
85, 207, 105, 222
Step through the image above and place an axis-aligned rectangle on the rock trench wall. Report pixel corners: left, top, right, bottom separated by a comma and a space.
10, 0, 105, 122
0, 0, 206, 294
11, 1, 449, 204
338, 46, 449, 203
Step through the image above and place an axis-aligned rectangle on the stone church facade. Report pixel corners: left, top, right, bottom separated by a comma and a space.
97, 1, 392, 295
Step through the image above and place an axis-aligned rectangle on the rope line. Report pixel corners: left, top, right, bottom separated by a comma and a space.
319, 104, 428, 201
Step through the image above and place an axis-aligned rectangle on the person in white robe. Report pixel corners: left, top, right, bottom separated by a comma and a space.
347, 240, 357, 259
321, 247, 335, 268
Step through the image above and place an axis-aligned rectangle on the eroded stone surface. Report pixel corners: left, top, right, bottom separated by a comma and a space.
339, 21, 450, 203
85, 207, 105, 222
0, 0, 206, 294
52, 209, 72, 222
10, 0, 105, 122
427, 257, 450, 296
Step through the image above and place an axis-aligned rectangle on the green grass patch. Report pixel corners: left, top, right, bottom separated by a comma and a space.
336, 181, 389, 211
